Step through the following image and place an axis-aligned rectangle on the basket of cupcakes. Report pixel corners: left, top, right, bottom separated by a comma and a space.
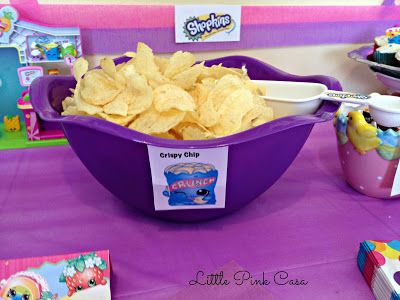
348, 25, 400, 88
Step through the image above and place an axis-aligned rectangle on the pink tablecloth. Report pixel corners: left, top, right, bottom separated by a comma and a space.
1, 122, 399, 299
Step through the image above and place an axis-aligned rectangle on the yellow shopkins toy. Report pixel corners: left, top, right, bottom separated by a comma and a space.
4, 115, 21, 132
347, 111, 381, 154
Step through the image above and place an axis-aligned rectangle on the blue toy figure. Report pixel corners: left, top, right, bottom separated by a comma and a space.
162, 162, 218, 206
6, 288, 29, 300
44, 44, 60, 61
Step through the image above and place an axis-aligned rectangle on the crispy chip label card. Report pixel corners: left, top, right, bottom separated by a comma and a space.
148, 146, 228, 210
175, 5, 241, 43
0, 251, 111, 300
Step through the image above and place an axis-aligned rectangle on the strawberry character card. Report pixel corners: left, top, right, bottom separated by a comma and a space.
0, 251, 110, 300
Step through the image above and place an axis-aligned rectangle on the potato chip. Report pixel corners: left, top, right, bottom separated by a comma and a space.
80, 70, 120, 106
197, 99, 219, 128
211, 88, 254, 135
69, 81, 104, 115
201, 78, 217, 88
125, 73, 153, 115
187, 82, 219, 127
75, 96, 103, 115
153, 84, 195, 112
172, 62, 204, 90
97, 113, 135, 126
63, 42, 275, 140
103, 99, 129, 116
61, 106, 88, 116
244, 80, 266, 96
207, 74, 244, 111
134, 42, 164, 83
241, 97, 273, 130
174, 122, 213, 140
129, 108, 185, 134
199, 64, 245, 80
154, 56, 169, 74
118, 63, 137, 80
73, 57, 89, 82
62, 96, 75, 111
192, 81, 214, 105
123, 51, 136, 58
153, 131, 177, 140
116, 62, 127, 71
164, 51, 196, 78
252, 106, 273, 127
127, 95, 152, 116
182, 112, 199, 124
100, 57, 117, 79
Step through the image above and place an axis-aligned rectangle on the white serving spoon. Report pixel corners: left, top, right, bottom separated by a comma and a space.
253, 80, 400, 127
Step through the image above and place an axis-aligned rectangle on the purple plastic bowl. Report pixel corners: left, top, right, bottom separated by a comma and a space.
30, 55, 341, 222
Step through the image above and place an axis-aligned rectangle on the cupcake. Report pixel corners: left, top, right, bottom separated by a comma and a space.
395, 51, 400, 66
373, 43, 400, 66
373, 35, 389, 51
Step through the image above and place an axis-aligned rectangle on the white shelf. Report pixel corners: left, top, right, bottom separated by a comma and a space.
28, 59, 66, 64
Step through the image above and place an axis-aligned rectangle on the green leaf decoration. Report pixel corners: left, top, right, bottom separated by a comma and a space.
75, 256, 85, 273
4, 11, 14, 21
59, 273, 66, 282
98, 260, 107, 270
41, 291, 53, 300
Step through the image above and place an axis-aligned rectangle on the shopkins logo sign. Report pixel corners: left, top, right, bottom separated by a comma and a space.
183, 13, 234, 41
175, 5, 241, 43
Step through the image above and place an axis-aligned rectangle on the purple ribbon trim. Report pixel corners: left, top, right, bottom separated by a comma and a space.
82, 20, 397, 54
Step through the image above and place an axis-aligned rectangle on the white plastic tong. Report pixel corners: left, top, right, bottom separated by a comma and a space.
254, 80, 400, 127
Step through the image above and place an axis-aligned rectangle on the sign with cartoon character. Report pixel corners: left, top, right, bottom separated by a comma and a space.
0, 251, 110, 300
148, 146, 228, 210
0, 6, 18, 44
59, 253, 108, 298
163, 162, 219, 206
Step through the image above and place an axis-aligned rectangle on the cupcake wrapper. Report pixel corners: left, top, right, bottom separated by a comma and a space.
373, 51, 398, 66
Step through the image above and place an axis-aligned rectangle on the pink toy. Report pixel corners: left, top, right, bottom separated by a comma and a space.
17, 66, 64, 141
338, 142, 400, 199
334, 109, 400, 199
17, 90, 64, 141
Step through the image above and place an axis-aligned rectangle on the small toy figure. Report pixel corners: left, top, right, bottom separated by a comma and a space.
334, 111, 348, 145
0, 6, 17, 43
347, 111, 381, 154
29, 49, 42, 61
0, 271, 57, 300
3, 115, 20, 132
47, 69, 59, 75
43, 43, 60, 61
59, 252, 107, 297
60, 43, 77, 58
0, 11, 12, 34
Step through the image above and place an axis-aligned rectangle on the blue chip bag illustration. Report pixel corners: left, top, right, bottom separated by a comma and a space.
162, 162, 218, 206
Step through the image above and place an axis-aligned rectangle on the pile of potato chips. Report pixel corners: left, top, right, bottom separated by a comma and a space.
62, 42, 274, 140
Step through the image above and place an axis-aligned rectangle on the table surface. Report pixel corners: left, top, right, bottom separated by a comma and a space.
1, 122, 399, 300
